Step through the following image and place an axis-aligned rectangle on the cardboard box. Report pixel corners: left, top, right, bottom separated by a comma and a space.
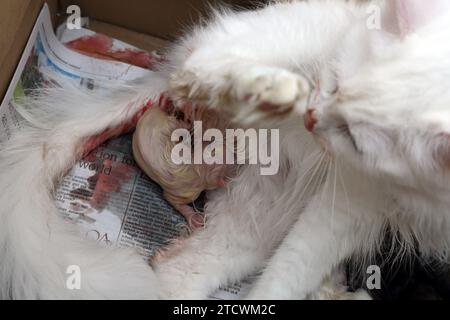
0, 0, 260, 102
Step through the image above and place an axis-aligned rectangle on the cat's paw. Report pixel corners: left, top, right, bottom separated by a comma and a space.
235, 66, 310, 112
152, 239, 209, 299
169, 65, 310, 115
155, 263, 208, 299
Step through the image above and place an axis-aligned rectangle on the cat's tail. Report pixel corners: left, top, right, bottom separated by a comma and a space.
0, 73, 168, 299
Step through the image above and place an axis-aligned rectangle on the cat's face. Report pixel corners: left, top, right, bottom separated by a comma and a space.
303, 57, 450, 195
302, 0, 450, 192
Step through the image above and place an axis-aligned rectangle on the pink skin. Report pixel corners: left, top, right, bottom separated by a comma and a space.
174, 204, 205, 230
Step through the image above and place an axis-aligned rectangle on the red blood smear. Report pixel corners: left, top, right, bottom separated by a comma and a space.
76, 96, 177, 211
81, 100, 154, 156
74, 94, 204, 213
70, 159, 134, 211
75, 95, 178, 211
66, 33, 112, 54
109, 49, 154, 70
77, 99, 157, 210
74, 99, 154, 211
80, 95, 177, 156
64, 32, 175, 211
65, 34, 162, 69
88, 160, 134, 210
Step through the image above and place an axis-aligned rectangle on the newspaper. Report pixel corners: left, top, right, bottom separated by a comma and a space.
0, 3, 252, 299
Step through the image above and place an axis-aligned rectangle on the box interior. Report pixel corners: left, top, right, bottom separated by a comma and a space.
0, 0, 262, 101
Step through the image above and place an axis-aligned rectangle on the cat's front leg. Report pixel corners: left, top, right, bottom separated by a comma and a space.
153, 210, 267, 299
153, 186, 276, 300
245, 190, 368, 300
170, 63, 310, 117
166, 0, 358, 115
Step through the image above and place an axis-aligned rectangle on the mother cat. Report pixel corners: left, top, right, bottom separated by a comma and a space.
1, 0, 450, 299
156, 0, 450, 299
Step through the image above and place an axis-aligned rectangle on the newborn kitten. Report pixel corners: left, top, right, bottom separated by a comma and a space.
133, 100, 230, 229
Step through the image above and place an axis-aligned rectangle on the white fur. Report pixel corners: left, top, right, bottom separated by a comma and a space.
4, 0, 449, 300
0, 74, 168, 298
156, 0, 450, 299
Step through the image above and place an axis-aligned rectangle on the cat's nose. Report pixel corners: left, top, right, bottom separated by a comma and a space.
303, 109, 317, 132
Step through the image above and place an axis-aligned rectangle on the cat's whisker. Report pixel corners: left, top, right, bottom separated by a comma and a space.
330, 161, 338, 228
271, 148, 320, 206
301, 151, 328, 198
285, 149, 324, 203
272, 147, 332, 235
336, 157, 351, 218
272, 150, 326, 230
304, 155, 333, 228
316, 155, 333, 215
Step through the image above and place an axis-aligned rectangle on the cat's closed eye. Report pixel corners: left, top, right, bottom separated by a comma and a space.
324, 84, 339, 97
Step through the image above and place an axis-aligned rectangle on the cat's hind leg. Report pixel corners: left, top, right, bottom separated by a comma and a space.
153, 208, 267, 299
153, 166, 300, 299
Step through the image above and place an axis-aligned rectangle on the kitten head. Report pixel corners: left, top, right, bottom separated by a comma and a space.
304, 0, 450, 192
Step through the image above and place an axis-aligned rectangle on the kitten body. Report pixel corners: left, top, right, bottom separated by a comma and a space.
133, 103, 230, 228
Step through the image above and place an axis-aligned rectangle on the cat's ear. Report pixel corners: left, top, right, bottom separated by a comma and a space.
382, 0, 450, 37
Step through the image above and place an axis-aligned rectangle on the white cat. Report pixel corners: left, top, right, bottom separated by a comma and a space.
154, 0, 450, 299
1, 0, 449, 299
